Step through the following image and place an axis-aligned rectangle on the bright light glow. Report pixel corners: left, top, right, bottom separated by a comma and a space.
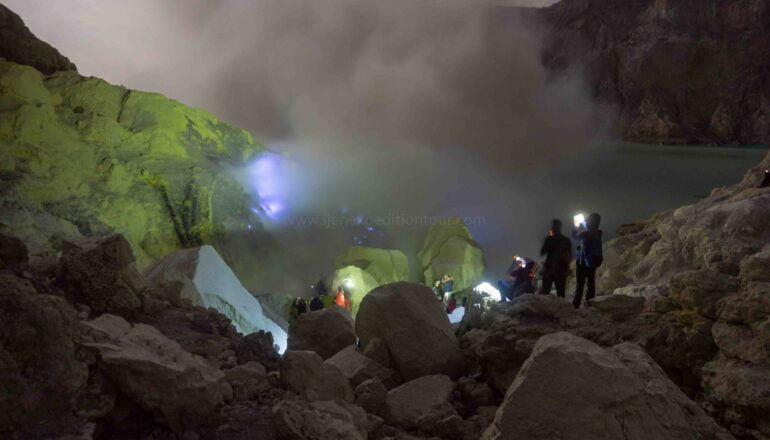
574, 213, 585, 228
449, 306, 465, 324
474, 281, 501, 302
343, 278, 355, 288
248, 153, 288, 221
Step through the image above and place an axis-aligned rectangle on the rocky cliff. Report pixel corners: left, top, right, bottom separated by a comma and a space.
530, 0, 770, 145
0, 4, 76, 74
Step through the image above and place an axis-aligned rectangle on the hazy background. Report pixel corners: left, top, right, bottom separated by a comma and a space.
7, 0, 764, 295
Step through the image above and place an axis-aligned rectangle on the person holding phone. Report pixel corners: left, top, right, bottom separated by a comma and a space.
572, 212, 603, 308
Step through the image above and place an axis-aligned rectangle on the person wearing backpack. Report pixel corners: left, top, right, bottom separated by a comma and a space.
572, 212, 603, 308
539, 219, 572, 298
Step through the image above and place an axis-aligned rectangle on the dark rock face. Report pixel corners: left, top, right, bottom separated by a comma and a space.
531, 0, 770, 145
0, 4, 76, 74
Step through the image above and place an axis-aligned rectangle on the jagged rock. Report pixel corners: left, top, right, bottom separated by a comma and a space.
224, 361, 269, 401
384, 374, 456, 430
280, 350, 354, 402
740, 247, 770, 283
482, 332, 734, 440
0, 271, 89, 439
328, 246, 410, 317
326, 344, 395, 388
592, 294, 645, 321
0, 5, 76, 74
78, 314, 229, 432
702, 357, 770, 437
288, 306, 356, 360
56, 234, 143, 315
363, 336, 393, 368
336, 246, 410, 286
272, 398, 368, 440
355, 378, 388, 416
356, 282, 465, 380
669, 270, 740, 320
235, 330, 282, 371
0, 56, 263, 276
418, 220, 484, 291
533, 0, 770, 145
143, 245, 288, 350
0, 231, 28, 268
456, 377, 497, 409
460, 294, 616, 393
643, 294, 678, 314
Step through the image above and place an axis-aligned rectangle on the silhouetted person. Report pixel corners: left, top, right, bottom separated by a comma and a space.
292, 297, 307, 319
540, 219, 572, 298
572, 213, 603, 308
510, 259, 535, 299
761, 167, 770, 188
315, 277, 328, 297
309, 293, 323, 311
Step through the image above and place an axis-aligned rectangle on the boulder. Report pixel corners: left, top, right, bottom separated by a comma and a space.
702, 357, 770, 437
335, 246, 409, 285
456, 377, 497, 409
79, 314, 229, 432
362, 336, 392, 368
592, 294, 645, 321
235, 330, 283, 371
280, 350, 354, 402
144, 245, 288, 351
356, 282, 465, 380
460, 295, 616, 392
272, 399, 368, 440
56, 234, 143, 315
326, 344, 394, 388
355, 378, 388, 416
288, 306, 356, 360
224, 361, 269, 401
385, 374, 456, 430
418, 220, 484, 291
482, 332, 734, 440
0, 231, 28, 268
669, 270, 740, 319
0, 271, 89, 439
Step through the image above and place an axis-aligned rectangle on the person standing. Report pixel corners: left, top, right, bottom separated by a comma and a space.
572, 213, 603, 308
540, 219, 573, 297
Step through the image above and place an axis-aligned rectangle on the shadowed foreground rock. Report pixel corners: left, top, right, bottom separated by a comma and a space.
288, 306, 356, 360
356, 282, 465, 380
482, 332, 734, 440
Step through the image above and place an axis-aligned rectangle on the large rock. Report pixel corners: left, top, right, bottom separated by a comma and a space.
78, 314, 229, 432
460, 294, 617, 393
0, 271, 89, 439
356, 282, 465, 380
272, 399, 368, 440
56, 234, 144, 315
533, 0, 770, 145
287, 306, 356, 360
0, 231, 28, 268
0, 56, 262, 275
325, 344, 394, 388
592, 293, 645, 321
280, 350, 354, 402
385, 374, 456, 430
335, 246, 409, 286
0, 5, 76, 74
418, 220, 484, 291
144, 245, 288, 351
482, 332, 734, 440
355, 378, 388, 416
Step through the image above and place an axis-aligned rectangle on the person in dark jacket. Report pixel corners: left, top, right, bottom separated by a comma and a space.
572, 213, 603, 308
510, 259, 536, 299
761, 167, 770, 188
309, 293, 324, 311
539, 219, 573, 297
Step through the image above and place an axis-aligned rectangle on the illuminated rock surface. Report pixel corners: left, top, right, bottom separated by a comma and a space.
328, 246, 410, 317
0, 57, 262, 273
418, 221, 484, 291
482, 332, 734, 440
144, 244, 288, 352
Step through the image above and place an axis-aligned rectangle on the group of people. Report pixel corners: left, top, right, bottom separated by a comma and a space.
500, 213, 604, 309
290, 278, 353, 321
432, 273, 467, 313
